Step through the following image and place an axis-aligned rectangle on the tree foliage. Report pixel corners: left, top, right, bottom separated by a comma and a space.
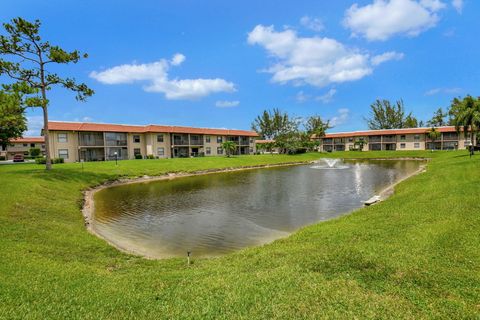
449, 95, 480, 155
365, 99, 418, 129
0, 17, 94, 169
221, 141, 237, 157
427, 108, 448, 127
0, 88, 27, 149
251, 108, 297, 140
427, 127, 441, 150
304, 115, 330, 138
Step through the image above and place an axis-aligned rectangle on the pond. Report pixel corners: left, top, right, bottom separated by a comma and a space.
92, 159, 421, 258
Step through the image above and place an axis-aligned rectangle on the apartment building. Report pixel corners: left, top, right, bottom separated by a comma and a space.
314, 126, 476, 152
46, 121, 258, 162
0, 137, 45, 160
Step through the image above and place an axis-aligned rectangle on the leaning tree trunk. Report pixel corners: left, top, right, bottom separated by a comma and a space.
42, 105, 52, 170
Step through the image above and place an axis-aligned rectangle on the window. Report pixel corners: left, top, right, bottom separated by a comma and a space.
400, 143, 406, 149
414, 143, 420, 148
133, 135, 141, 143
217, 136, 223, 143
348, 137, 354, 142
23, 143, 28, 147
30, 143, 35, 147
157, 134, 164, 143
58, 149, 69, 159
134, 148, 141, 155
250, 138, 254, 143
205, 136, 211, 143
217, 147, 223, 154
400, 135, 406, 141
23, 151, 29, 156
414, 135, 420, 141
157, 147, 165, 156
58, 133, 68, 143
249, 147, 253, 153
206, 147, 211, 155
41, 144, 45, 149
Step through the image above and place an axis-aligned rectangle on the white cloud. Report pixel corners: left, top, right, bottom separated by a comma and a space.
300, 16, 324, 32
330, 108, 350, 127
248, 24, 401, 88
215, 100, 240, 108
171, 53, 186, 66
344, 0, 446, 41
26, 116, 44, 136
296, 91, 310, 103
316, 88, 337, 103
371, 51, 405, 66
90, 54, 235, 100
452, 0, 463, 13
425, 87, 462, 95
73, 116, 94, 122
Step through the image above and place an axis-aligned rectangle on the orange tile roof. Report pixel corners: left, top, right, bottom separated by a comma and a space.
318, 126, 460, 139
48, 121, 259, 137
11, 137, 45, 143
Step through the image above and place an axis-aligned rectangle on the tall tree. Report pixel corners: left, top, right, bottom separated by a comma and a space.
304, 115, 330, 138
0, 18, 94, 170
0, 88, 27, 149
251, 108, 295, 140
365, 99, 418, 129
403, 114, 419, 128
449, 95, 480, 155
427, 108, 447, 127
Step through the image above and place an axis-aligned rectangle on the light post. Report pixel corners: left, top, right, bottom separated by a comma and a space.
114, 151, 118, 165
466, 140, 473, 158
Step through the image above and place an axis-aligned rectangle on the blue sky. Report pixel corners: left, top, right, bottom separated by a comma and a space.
1, 0, 478, 135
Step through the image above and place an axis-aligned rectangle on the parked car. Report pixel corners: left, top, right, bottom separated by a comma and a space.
13, 154, 24, 162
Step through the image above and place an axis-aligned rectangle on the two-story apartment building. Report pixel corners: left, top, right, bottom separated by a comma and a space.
0, 137, 45, 160
314, 126, 476, 152
46, 121, 258, 162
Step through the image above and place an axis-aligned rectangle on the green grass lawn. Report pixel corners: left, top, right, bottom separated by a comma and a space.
0, 151, 479, 319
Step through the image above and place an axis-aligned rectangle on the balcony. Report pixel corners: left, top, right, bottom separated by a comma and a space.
382, 135, 396, 143
190, 135, 204, 146
369, 135, 381, 143
239, 138, 250, 145
79, 132, 104, 146
173, 134, 189, 146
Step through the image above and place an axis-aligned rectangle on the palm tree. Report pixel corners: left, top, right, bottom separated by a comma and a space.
449, 96, 480, 156
427, 127, 441, 151
221, 141, 237, 157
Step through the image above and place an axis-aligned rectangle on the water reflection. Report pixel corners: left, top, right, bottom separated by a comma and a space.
93, 160, 420, 258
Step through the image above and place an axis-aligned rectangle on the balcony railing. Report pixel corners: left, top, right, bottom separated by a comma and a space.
382, 136, 397, 143
173, 139, 189, 145
79, 133, 104, 146
190, 139, 204, 146
369, 136, 381, 143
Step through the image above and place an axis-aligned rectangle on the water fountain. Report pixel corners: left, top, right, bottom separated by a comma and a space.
310, 158, 349, 170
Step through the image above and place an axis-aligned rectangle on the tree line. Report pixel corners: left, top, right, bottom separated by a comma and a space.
251, 108, 330, 154
252, 96, 480, 155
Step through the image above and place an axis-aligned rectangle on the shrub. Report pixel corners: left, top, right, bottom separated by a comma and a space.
29, 148, 41, 157
0, 156, 5, 161
35, 157, 46, 164
135, 154, 143, 159
146, 154, 155, 159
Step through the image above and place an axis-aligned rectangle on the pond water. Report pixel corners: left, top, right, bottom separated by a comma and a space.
93, 159, 421, 258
